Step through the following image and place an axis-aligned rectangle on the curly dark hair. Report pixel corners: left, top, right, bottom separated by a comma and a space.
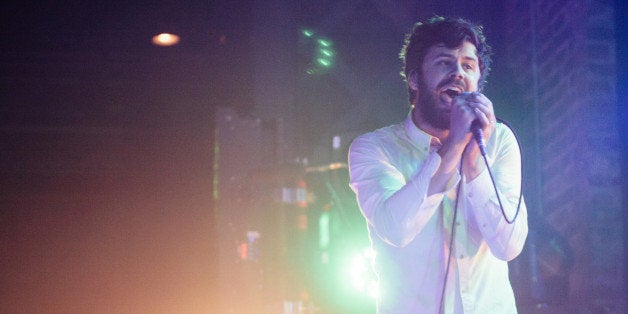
400, 16, 492, 102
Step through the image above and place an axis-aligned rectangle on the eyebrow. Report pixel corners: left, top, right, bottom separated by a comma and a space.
432, 52, 478, 62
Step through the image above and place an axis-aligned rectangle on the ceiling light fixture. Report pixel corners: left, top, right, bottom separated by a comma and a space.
152, 33, 180, 47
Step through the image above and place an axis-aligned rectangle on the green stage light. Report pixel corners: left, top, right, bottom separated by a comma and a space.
319, 212, 330, 249
302, 29, 315, 38
298, 28, 336, 73
317, 38, 332, 47
347, 248, 378, 299
316, 58, 332, 67
319, 48, 334, 57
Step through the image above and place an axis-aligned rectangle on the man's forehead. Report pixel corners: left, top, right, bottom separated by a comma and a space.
427, 41, 478, 59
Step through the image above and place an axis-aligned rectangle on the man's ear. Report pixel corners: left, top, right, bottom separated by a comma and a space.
408, 70, 419, 91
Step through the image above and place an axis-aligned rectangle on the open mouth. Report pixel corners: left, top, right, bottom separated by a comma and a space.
440, 87, 462, 103
444, 89, 460, 98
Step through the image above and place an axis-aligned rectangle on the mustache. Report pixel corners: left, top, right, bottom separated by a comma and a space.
436, 77, 466, 91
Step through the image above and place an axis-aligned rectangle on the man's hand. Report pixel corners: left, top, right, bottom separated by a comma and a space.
461, 92, 496, 180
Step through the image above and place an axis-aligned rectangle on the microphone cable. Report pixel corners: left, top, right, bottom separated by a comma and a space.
438, 118, 524, 313
438, 168, 462, 314
481, 118, 524, 224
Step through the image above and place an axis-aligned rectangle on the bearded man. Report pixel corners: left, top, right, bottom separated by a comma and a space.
348, 16, 528, 314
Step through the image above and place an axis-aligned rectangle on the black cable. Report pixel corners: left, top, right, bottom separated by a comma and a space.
438, 160, 463, 314
487, 118, 524, 224
438, 118, 524, 312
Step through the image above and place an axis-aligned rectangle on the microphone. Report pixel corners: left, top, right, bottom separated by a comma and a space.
470, 119, 486, 156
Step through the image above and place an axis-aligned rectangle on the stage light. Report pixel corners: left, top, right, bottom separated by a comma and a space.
299, 28, 336, 74
302, 29, 315, 38
319, 48, 334, 57
152, 33, 180, 46
348, 248, 378, 299
316, 58, 332, 67
319, 212, 330, 249
317, 39, 331, 47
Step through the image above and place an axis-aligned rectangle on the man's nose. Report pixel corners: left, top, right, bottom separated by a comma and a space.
449, 62, 465, 79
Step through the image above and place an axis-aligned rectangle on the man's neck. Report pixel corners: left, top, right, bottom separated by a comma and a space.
411, 107, 449, 142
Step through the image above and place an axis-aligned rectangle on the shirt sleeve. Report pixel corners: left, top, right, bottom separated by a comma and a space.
466, 125, 528, 261
348, 135, 459, 247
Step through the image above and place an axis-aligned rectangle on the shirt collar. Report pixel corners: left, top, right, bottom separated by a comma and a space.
403, 112, 441, 153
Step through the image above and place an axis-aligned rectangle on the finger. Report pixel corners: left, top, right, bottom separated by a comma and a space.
467, 98, 495, 123
473, 108, 490, 127
467, 102, 490, 118
469, 94, 494, 112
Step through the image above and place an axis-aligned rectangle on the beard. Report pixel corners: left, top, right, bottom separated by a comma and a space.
417, 80, 450, 130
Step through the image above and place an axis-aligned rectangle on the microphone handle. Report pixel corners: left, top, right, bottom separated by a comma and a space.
470, 120, 486, 156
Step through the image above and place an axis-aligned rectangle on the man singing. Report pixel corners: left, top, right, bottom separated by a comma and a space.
348, 16, 528, 313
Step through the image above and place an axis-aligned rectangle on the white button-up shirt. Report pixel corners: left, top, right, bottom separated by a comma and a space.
348, 114, 528, 313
